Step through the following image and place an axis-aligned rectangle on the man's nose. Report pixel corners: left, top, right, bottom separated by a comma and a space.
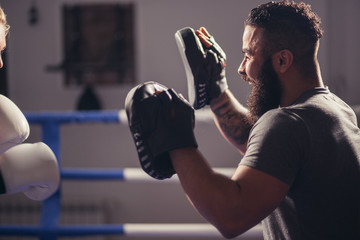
238, 58, 246, 75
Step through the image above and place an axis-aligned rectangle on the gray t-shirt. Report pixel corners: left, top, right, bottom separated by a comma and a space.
241, 87, 360, 240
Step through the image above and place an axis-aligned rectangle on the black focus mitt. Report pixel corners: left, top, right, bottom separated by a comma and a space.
125, 81, 198, 180
175, 27, 228, 109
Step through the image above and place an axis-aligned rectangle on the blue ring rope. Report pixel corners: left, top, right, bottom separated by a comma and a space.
24, 110, 122, 124
0, 225, 125, 237
61, 168, 125, 180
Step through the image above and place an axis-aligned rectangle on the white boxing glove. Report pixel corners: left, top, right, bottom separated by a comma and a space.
0, 95, 30, 154
0, 142, 60, 201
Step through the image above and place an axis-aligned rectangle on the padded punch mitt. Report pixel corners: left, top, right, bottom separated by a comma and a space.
175, 27, 208, 109
175, 27, 228, 109
125, 81, 198, 180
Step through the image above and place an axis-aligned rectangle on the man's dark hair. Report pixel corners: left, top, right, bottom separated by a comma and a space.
245, 1, 323, 77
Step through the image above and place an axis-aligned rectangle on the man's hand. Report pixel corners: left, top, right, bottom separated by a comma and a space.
175, 27, 228, 109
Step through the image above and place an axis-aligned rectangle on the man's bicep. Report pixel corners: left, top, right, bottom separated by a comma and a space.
232, 165, 290, 222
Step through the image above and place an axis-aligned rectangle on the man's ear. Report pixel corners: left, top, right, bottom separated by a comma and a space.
272, 49, 293, 73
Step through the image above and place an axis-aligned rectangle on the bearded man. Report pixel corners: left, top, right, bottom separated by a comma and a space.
174, 1, 360, 239
126, 1, 360, 239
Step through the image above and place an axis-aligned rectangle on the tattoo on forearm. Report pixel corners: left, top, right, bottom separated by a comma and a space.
212, 101, 253, 145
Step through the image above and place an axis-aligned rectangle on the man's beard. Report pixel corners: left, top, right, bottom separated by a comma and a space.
245, 57, 282, 124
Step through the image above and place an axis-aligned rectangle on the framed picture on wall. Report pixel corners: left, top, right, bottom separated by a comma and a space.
61, 3, 136, 87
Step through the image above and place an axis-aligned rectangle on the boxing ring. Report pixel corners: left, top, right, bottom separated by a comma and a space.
0, 110, 263, 239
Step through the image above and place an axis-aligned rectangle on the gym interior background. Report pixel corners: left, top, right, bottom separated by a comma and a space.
0, 0, 359, 239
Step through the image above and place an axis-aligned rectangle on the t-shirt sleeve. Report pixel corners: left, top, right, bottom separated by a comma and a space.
240, 109, 310, 185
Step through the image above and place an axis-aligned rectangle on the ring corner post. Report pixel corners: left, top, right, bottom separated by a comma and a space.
39, 121, 61, 240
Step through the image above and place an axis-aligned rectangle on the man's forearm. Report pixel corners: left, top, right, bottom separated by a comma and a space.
210, 89, 253, 154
